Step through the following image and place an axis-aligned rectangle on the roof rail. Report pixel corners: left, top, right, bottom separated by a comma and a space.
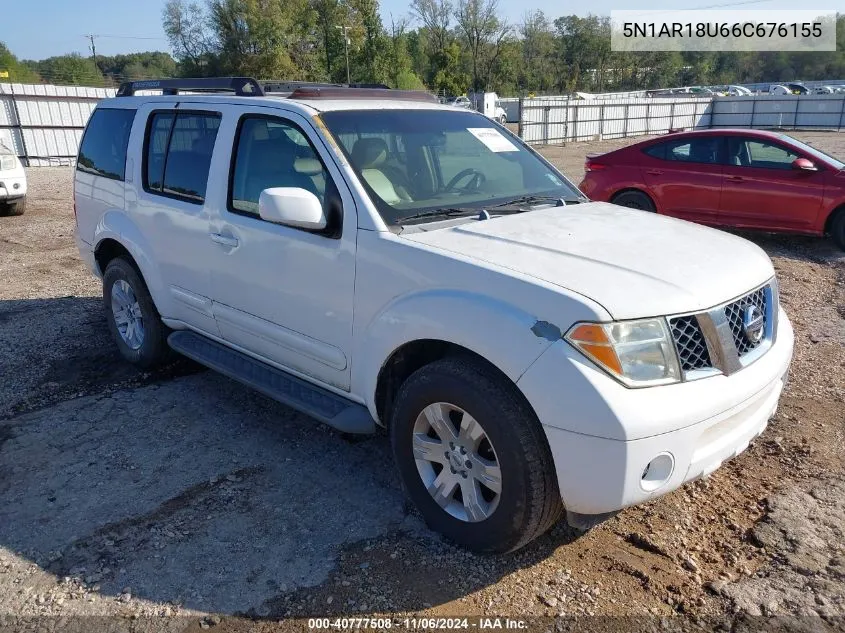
261, 81, 392, 93
116, 77, 265, 97
288, 87, 438, 102
262, 80, 344, 93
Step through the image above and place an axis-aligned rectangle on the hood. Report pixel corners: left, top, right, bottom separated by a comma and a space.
401, 202, 774, 320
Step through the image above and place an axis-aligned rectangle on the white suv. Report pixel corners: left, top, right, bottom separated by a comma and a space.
74, 78, 794, 553
0, 140, 27, 216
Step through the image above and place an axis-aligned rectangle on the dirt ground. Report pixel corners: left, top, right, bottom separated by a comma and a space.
0, 132, 843, 632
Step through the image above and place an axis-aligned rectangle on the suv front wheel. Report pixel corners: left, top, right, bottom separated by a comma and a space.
103, 257, 170, 369
390, 356, 562, 553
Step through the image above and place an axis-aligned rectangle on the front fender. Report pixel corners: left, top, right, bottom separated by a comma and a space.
94, 210, 170, 316
353, 289, 563, 423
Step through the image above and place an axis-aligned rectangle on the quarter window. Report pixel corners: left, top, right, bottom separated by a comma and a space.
229, 116, 329, 216
143, 111, 221, 203
642, 143, 666, 160
77, 108, 136, 181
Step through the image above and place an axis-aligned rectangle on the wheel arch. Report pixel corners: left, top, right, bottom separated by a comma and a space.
823, 202, 845, 234
610, 187, 657, 209
95, 238, 137, 276
92, 212, 170, 317
374, 339, 541, 429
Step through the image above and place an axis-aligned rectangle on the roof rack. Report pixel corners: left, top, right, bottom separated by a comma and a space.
115, 76, 436, 102
116, 77, 265, 97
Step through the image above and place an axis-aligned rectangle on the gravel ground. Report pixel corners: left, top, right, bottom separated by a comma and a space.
0, 132, 843, 631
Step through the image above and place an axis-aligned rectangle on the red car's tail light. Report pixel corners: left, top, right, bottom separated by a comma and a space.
585, 160, 607, 172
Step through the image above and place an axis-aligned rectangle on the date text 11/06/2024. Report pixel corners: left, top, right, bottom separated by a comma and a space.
308, 618, 528, 629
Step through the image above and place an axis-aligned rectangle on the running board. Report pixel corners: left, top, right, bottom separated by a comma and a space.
168, 331, 375, 434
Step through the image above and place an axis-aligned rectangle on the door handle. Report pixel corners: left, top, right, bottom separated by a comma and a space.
210, 233, 239, 248
726, 175, 745, 182
646, 169, 662, 176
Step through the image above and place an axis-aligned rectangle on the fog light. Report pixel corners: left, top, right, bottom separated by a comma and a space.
640, 453, 674, 492
13, 183, 20, 189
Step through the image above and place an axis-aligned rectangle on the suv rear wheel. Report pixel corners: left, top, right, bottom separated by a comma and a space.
390, 356, 562, 553
103, 257, 170, 369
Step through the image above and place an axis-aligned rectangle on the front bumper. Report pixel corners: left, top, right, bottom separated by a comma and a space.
0, 176, 27, 200
518, 309, 794, 516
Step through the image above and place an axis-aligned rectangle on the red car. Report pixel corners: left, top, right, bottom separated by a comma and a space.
579, 129, 845, 250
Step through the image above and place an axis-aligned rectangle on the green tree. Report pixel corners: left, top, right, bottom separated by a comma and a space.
431, 41, 469, 95
96, 52, 178, 82
30, 54, 105, 86
0, 43, 41, 82
519, 11, 554, 93
454, 0, 510, 91
162, 0, 215, 75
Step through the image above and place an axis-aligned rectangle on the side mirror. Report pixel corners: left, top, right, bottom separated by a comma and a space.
258, 187, 326, 230
792, 158, 818, 172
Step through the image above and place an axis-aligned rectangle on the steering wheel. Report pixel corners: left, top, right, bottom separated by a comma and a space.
445, 168, 486, 192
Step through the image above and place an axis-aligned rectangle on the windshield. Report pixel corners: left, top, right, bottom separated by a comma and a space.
319, 109, 581, 225
780, 135, 845, 170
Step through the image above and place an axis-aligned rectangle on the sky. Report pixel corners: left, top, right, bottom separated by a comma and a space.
2, 0, 842, 61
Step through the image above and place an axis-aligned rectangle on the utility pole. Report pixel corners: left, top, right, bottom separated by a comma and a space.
85, 34, 98, 68
335, 25, 351, 85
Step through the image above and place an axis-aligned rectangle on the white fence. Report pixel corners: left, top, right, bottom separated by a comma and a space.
710, 94, 845, 129
519, 96, 714, 144
0, 83, 115, 166
519, 94, 845, 145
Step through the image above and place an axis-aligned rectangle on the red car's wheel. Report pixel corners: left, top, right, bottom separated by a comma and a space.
830, 209, 845, 251
612, 190, 655, 212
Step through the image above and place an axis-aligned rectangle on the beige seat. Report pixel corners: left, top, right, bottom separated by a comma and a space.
350, 138, 411, 204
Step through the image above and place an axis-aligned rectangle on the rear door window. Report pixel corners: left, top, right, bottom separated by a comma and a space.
640, 138, 722, 164
77, 108, 136, 180
665, 138, 721, 164
143, 111, 221, 203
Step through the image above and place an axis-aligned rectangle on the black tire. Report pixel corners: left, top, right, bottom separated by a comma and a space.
0, 197, 25, 216
612, 190, 655, 212
390, 356, 562, 553
103, 257, 170, 369
830, 209, 845, 251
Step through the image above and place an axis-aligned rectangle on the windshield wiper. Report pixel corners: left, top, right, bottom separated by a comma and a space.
399, 208, 481, 224
489, 195, 585, 210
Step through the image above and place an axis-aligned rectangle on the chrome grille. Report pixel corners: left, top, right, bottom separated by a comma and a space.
667, 281, 776, 381
724, 287, 767, 356
669, 315, 711, 371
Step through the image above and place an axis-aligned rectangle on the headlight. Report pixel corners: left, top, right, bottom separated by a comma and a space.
0, 155, 16, 171
565, 318, 681, 387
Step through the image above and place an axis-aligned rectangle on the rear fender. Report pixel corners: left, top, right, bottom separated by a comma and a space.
94, 210, 170, 315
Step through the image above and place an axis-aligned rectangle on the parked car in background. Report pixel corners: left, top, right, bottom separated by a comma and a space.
769, 84, 791, 95
0, 140, 27, 216
813, 85, 836, 95
785, 83, 810, 95
445, 96, 472, 109
74, 78, 794, 553
579, 129, 845, 250
725, 85, 753, 96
